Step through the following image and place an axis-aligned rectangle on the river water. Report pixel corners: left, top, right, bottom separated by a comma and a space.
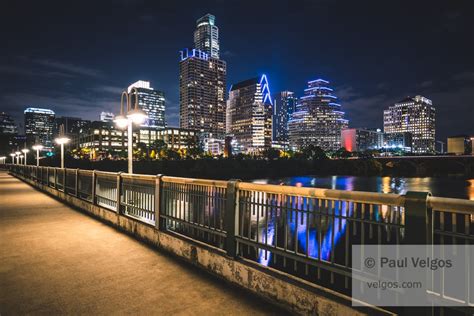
253, 175, 474, 200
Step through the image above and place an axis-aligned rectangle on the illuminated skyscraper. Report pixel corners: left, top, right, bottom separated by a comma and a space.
288, 79, 348, 151
194, 14, 220, 59
179, 14, 226, 136
272, 91, 297, 143
383, 95, 435, 153
24, 108, 55, 148
226, 75, 273, 153
128, 80, 166, 129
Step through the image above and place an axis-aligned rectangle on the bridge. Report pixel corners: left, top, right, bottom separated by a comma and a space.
0, 171, 286, 315
2, 164, 474, 315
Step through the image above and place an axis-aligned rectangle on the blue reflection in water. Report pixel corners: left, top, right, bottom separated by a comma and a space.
257, 197, 353, 265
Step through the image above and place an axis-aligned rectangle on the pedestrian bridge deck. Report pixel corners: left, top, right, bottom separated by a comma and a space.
0, 171, 285, 315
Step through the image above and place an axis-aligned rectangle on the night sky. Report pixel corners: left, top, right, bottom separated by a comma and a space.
1, 0, 473, 142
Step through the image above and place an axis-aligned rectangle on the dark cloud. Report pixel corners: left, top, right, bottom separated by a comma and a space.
91, 85, 125, 94
32, 59, 103, 78
451, 71, 474, 82
419, 80, 433, 88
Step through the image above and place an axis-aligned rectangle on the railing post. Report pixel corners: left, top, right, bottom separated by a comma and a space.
154, 174, 164, 230
54, 168, 57, 189
92, 170, 97, 205
225, 179, 240, 258
63, 168, 66, 192
403, 192, 433, 314
75, 169, 79, 196
404, 191, 432, 244
116, 172, 122, 214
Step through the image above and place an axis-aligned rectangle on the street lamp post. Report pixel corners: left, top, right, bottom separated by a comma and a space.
55, 124, 70, 169
114, 89, 147, 174
21, 148, 30, 166
32, 145, 44, 167
19, 155, 24, 165
15, 151, 21, 164
0, 156, 5, 164
10, 153, 15, 164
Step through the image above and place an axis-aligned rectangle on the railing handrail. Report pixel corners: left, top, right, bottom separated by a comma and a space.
121, 173, 156, 181
237, 182, 407, 207
161, 175, 228, 188
78, 169, 93, 175
95, 170, 119, 176
428, 196, 474, 213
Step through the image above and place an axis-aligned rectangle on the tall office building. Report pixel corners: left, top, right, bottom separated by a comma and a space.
179, 14, 226, 136
0, 112, 18, 134
272, 91, 297, 143
54, 116, 90, 139
0, 112, 19, 155
226, 75, 273, 153
383, 95, 435, 153
128, 80, 165, 129
288, 79, 348, 151
194, 14, 220, 59
24, 108, 55, 148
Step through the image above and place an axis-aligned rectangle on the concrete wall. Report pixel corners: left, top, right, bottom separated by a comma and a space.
14, 173, 391, 316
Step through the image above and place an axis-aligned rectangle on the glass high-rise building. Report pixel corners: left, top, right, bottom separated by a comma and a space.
226, 75, 273, 153
383, 95, 435, 153
179, 14, 226, 136
194, 13, 220, 59
272, 91, 297, 143
288, 79, 348, 151
128, 80, 166, 129
24, 107, 55, 148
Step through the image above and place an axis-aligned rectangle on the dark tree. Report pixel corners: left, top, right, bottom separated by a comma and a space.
301, 145, 328, 160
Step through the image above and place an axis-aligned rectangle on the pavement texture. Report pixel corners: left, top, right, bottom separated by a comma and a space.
0, 171, 288, 315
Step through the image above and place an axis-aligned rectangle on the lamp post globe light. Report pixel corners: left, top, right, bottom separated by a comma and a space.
32, 144, 44, 167
114, 89, 147, 174
55, 137, 70, 169
55, 124, 70, 169
21, 148, 30, 166
15, 151, 21, 164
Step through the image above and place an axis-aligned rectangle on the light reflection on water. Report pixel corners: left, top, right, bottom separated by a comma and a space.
252, 176, 473, 266
254, 175, 474, 200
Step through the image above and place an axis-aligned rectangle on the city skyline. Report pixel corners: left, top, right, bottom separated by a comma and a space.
1, 0, 473, 142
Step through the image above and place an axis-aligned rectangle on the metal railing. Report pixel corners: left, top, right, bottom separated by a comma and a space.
4, 164, 474, 306
120, 174, 156, 225
95, 171, 118, 210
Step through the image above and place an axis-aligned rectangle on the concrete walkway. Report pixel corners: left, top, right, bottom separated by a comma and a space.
0, 172, 286, 315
